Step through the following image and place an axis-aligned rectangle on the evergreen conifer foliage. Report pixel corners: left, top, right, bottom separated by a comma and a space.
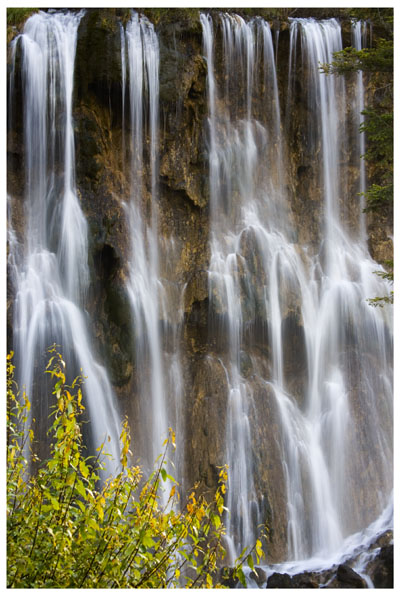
322, 9, 393, 304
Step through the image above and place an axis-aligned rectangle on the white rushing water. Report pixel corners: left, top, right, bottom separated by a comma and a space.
201, 12, 292, 560
124, 13, 167, 470
201, 14, 392, 566
8, 10, 121, 475
262, 496, 393, 582
122, 13, 184, 493
284, 18, 392, 561
352, 19, 368, 241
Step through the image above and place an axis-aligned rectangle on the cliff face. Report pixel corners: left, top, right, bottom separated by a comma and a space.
7, 8, 393, 564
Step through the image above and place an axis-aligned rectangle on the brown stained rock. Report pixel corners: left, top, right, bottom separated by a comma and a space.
75, 9, 123, 108
328, 564, 368, 589
371, 529, 393, 549
186, 356, 229, 490
75, 103, 128, 202
157, 16, 206, 209
267, 570, 322, 588
184, 269, 209, 308
366, 544, 393, 588
281, 311, 308, 407
267, 572, 293, 588
159, 46, 207, 207
266, 565, 368, 589
158, 187, 210, 293
250, 566, 268, 586
367, 216, 393, 265
249, 377, 288, 562
74, 100, 133, 388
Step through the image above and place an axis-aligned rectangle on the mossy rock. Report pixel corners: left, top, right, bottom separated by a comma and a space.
75, 9, 123, 107
142, 8, 202, 33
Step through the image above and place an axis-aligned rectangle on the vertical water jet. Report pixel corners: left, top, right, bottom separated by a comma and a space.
122, 13, 185, 494
8, 10, 121, 475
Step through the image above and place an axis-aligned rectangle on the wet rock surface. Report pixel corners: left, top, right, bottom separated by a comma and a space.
267, 571, 320, 588
264, 530, 393, 588
366, 544, 393, 588
328, 564, 368, 589
265, 565, 368, 589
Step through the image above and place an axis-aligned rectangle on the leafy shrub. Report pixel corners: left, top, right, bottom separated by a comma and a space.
7, 346, 263, 588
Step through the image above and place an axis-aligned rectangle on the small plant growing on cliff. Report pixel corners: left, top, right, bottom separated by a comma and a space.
7, 347, 262, 588
322, 10, 393, 307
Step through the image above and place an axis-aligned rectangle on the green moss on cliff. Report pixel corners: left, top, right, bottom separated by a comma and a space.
7, 8, 39, 27
7, 8, 39, 43
142, 7, 201, 31
74, 9, 123, 105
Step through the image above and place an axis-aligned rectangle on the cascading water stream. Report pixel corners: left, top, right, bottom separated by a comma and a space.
352, 20, 368, 243
122, 13, 184, 496
8, 10, 121, 475
201, 12, 291, 560
283, 19, 393, 561
123, 13, 167, 469
202, 13, 392, 567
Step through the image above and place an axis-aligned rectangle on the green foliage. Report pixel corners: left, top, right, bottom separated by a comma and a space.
7, 347, 263, 588
367, 292, 394, 307
322, 40, 393, 75
7, 8, 39, 27
342, 8, 393, 31
142, 8, 201, 31
367, 260, 394, 307
7, 7, 40, 43
221, 7, 298, 20
362, 182, 393, 214
359, 107, 393, 214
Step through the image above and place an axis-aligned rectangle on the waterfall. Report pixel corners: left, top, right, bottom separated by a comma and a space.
285, 19, 393, 559
7, 8, 392, 575
352, 20, 368, 243
202, 13, 392, 564
120, 22, 127, 171
123, 13, 166, 469
8, 10, 121, 475
123, 13, 184, 490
